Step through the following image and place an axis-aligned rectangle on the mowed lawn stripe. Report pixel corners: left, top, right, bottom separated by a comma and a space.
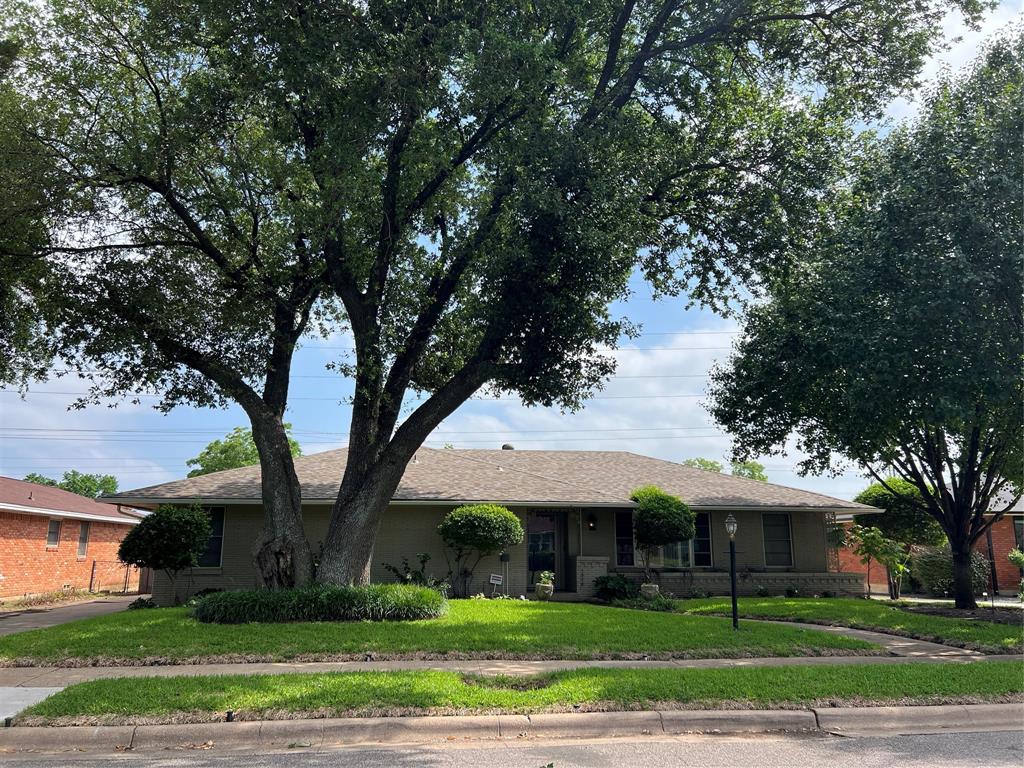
0, 600, 875, 664
19, 661, 1023, 722
679, 597, 1024, 654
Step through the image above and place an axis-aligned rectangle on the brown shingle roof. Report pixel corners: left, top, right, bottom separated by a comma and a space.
107, 448, 871, 511
0, 476, 142, 523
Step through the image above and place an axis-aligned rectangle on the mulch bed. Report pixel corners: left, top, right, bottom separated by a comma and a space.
898, 604, 1023, 626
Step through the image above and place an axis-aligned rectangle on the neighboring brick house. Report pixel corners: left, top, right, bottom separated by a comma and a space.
835, 495, 1024, 597
0, 476, 146, 600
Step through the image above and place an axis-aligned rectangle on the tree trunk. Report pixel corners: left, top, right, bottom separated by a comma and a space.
951, 543, 977, 609
315, 478, 394, 585
249, 413, 314, 589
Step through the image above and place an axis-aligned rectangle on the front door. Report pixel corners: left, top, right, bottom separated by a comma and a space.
527, 510, 567, 590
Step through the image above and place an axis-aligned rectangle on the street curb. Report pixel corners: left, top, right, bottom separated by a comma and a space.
0, 704, 1021, 754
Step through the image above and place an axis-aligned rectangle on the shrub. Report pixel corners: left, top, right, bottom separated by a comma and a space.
118, 505, 211, 603
755, 584, 771, 597
127, 597, 156, 610
1007, 548, 1024, 601
630, 485, 695, 582
910, 546, 989, 597
438, 504, 524, 597
192, 584, 448, 624
593, 573, 640, 601
785, 586, 801, 598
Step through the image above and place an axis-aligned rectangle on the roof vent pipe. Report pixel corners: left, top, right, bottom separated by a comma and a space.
501, 444, 515, 450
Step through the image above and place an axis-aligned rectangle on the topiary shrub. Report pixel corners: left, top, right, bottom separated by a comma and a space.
630, 485, 695, 582
438, 504, 524, 597
910, 546, 989, 598
191, 583, 447, 624
593, 573, 640, 601
117, 505, 211, 604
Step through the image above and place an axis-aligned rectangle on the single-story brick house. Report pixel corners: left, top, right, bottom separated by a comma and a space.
0, 476, 146, 600
105, 448, 873, 605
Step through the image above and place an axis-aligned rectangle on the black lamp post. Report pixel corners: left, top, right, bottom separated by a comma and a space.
725, 514, 739, 630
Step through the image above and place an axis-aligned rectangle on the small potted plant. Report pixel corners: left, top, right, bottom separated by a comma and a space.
535, 571, 555, 600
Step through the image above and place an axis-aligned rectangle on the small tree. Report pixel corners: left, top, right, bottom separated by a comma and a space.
854, 480, 945, 548
186, 426, 302, 477
24, 470, 117, 498
118, 505, 212, 604
438, 505, 523, 597
630, 486, 695, 583
1008, 549, 1024, 602
846, 525, 911, 599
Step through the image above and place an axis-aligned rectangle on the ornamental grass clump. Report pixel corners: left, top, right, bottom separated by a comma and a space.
191, 583, 447, 624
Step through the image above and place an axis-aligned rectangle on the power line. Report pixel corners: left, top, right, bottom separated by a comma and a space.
2, 390, 709, 402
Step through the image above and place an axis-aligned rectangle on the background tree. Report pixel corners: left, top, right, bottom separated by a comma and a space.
24, 470, 118, 498
682, 458, 724, 473
186, 426, 302, 478
2, 0, 980, 588
117, 505, 211, 604
709, 32, 1024, 609
683, 457, 768, 480
730, 460, 768, 481
437, 504, 523, 597
631, 485, 695, 583
854, 479, 945, 547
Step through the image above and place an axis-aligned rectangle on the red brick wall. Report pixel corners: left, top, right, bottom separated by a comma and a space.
975, 515, 1023, 594
0, 510, 140, 599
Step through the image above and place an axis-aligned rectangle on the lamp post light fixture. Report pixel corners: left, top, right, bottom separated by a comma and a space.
725, 514, 739, 630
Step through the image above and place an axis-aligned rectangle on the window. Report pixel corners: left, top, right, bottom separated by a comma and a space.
762, 513, 793, 567
624, 512, 714, 569
77, 522, 90, 558
1014, 517, 1023, 550
692, 512, 713, 567
46, 519, 61, 548
615, 511, 634, 566
197, 507, 225, 568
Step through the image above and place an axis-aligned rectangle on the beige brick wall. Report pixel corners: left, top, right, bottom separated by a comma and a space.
152, 503, 837, 604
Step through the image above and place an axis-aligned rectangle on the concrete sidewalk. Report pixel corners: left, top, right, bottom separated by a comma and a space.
1, 703, 1021, 755
0, 596, 140, 637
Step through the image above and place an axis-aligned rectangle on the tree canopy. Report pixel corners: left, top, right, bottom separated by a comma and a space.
186, 426, 302, 478
0, 0, 982, 587
24, 470, 118, 498
854, 479, 945, 547
709, 31, 1023, 608
682, 457, 767, 480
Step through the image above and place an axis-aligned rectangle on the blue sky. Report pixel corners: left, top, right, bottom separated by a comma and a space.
1, 2, 1018, 499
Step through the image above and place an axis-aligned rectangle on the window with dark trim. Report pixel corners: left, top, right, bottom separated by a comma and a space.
615, 511, 635, 567
1014, 517, 1023, 551
77, 522, 90, 558
692, 512, 713, 567
762, 513, 793, 567
197, 508, 225, 568
46, 519, 61, 548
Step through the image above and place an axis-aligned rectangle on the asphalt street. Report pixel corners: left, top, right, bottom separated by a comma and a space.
3, 730, 1023, 768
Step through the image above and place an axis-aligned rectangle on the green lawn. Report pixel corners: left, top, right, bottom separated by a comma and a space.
18, 661, 1023, 724
680, 598, 1023, 654
0, 600, 876, 666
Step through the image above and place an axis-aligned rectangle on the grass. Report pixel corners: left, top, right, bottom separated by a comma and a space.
0, 599, 876, 666
18, 661, 1023, 724
679, 597, 1024, 654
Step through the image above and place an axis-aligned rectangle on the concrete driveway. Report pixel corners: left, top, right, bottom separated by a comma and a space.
0, 595, 141, 637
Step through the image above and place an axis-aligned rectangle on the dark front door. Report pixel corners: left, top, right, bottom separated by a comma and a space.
527, 511, 568, 590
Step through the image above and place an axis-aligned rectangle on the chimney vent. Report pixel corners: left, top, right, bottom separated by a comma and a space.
501, 443, 515, 450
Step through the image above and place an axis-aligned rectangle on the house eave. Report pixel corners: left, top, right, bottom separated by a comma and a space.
0, 502, 141, 525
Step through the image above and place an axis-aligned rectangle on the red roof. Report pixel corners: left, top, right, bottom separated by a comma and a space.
0, 476, 142, 524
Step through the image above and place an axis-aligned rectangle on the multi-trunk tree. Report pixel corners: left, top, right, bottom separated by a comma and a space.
1, 0, 981, 586
709, 32, 1023, 609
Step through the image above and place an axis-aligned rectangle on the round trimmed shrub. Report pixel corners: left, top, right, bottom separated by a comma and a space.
630, 485, 695, 580
910, 546, 989, 597
438, 504, 524, 596
593, 573, 640, 601
191, 583, 448, 624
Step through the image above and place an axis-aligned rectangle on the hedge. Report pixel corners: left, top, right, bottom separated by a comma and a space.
191, 584, 448, 624
910, 546, 989, 597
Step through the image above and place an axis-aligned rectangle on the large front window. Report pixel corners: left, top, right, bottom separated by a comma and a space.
616, 511, 713, 568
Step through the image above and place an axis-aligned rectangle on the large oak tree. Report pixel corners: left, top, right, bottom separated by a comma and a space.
1, 0, 983, 586
709, 31, 1023, 609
